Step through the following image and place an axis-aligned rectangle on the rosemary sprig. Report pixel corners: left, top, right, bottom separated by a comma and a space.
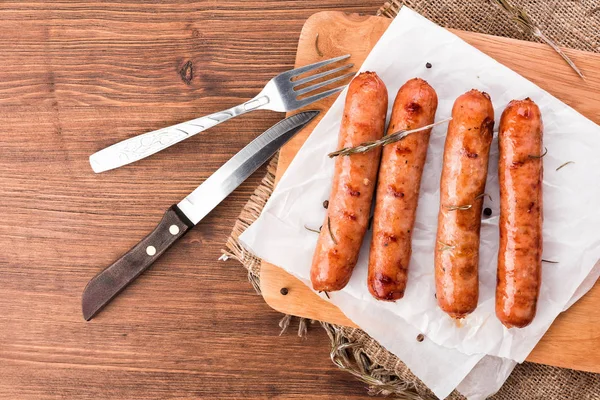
475, 193, 493, 202
446, 204, 472, 211
304, 225, 321, 234
446, 193, 492, 212
556, 161, 574, 171
315, 33, 324, 57
327, 216, 338, 245
492, 0, 585, 79
437, 240, 455, 252
542, 259, 559, 264
528, 147, 548, 159
328, 118, 452, 158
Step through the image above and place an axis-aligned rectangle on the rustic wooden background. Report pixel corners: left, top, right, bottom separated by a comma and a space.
0, 1, 384, 398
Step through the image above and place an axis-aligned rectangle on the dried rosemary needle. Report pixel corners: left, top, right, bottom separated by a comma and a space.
328, 118, 451, 158
492, 0, 585, 79
475, 193, 493, 202
327, 216, 337, 244
446, 204, 472, 211
556, 161, 574, 171
528, 147, 548, 159
304, 225, 321, 234
437, 240, 455, 252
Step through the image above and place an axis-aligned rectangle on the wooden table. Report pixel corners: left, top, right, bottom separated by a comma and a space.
0, 1, 383, 398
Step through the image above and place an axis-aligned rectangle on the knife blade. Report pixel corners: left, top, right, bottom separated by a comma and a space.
82, 110, 319, 320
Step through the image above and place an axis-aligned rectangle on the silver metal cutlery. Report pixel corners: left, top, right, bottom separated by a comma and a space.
82, 111, 320, 320
89, 55, 353, 173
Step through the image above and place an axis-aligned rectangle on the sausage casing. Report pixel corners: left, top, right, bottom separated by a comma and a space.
310, 72, 388, 292
435, 89, 494, 318
368, 78, 438, 300
496, 98, 543, 328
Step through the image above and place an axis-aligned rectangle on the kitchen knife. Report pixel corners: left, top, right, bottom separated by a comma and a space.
82, 110, 319, 320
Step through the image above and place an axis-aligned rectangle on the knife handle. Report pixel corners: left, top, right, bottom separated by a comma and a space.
82, 205, 194, 320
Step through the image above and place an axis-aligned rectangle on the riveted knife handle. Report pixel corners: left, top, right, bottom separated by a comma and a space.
82, 205, 194, 320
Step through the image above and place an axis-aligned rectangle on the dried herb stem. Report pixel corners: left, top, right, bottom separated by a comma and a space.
542, 259, 559, 264
328, 118, 451, 158
437, 240, 455, 252
446, 204, 472, 211
327, 216, 338, 245
475, 193, 493, 202
304, 225, 321, 234
528, 147, 548, 159
492, 0, 584, 79
556, 161, 574, 171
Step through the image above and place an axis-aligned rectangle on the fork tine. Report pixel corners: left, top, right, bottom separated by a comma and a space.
296, 86, 345, 106
284, 54, 351, 79
295, 72, 354, 97
293, 63, 354, 88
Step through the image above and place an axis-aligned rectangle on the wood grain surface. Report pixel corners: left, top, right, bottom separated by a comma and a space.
0, 2, 387, 399
261, 12, 600, 373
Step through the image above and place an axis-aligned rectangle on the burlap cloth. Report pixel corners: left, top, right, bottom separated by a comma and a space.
223, 1, 600, 398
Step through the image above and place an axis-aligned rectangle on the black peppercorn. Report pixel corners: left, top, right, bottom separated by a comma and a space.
323, 200, 329, 209
425, 62, 432, 69
483, 207, 492, 217
280, 287, 289, 295
416, 334, 425, 342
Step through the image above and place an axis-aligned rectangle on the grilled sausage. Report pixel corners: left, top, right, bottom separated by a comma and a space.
496, 98, 543, 328
310, 72, 388, 292
368, 78, 438, 301
435, 89, 494, 318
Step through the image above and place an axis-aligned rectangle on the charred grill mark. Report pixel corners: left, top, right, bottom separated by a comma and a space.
527, 202, 535, 213
395, 146, 412, 155
376, 273, 393, 284
388, 185, 405, 198
406, 102, 422, 113
381, 232, 397, 245
481, 117, 495, 136
462, 148, 478, 159
345, 184, 361, 197
341, 211, 357, 221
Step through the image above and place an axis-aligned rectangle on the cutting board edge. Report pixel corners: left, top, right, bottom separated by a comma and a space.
259, 10, 600, 373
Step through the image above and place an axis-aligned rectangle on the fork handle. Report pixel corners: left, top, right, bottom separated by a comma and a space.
89, 95, 270, 173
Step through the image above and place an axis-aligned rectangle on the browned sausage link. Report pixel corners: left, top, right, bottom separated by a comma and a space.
435, 89, 494, 318
310, 72, 388, 292
496, 98, 543, 328
368, 78, 438, 301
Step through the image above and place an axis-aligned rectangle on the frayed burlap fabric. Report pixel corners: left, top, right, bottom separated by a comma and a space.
223, 2, 600, 398
378, 0, 599, 52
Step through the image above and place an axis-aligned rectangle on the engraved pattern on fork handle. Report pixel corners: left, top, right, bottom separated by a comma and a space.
89, 95, 270, 173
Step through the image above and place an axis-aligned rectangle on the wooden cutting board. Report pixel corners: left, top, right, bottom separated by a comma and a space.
260, 11, 600, 373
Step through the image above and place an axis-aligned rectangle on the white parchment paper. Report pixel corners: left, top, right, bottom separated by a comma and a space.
239, 7, 600, 398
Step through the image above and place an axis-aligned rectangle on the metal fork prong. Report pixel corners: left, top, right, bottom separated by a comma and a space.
293, 63, 354, 88
295, 72, 355, 97
296, 86, 345, 107
283, 54, 351, 80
